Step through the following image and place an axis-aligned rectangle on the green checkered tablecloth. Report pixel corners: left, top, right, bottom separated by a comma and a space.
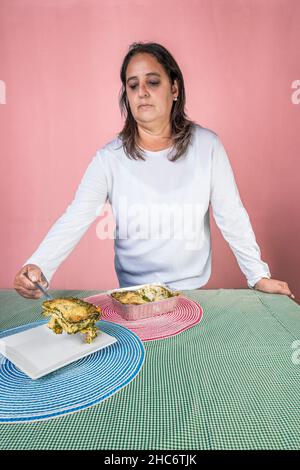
0, 288, 299, 450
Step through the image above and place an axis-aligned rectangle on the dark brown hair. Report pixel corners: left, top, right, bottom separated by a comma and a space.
117, 42, 197, 162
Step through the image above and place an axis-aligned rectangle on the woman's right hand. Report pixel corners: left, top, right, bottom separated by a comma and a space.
14, 264, 49, 299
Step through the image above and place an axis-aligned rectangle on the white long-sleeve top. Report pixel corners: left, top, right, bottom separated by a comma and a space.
24, 124, 271, 289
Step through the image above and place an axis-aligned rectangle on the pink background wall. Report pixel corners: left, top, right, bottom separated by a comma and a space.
1, 0, 299, 299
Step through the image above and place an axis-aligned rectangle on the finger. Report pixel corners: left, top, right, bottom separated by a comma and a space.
16, 276, 39, 291
275, 281, 291, 295
26, 266, 42, 283
15, 279, 48, 294
26, 268, 48, 288
14, 284, 42, 296
15, 287, 43, 299
283, 285, 292, 296
279, 282, 289, 290
279, 286, 292, 296
20, 271, 47, 290
17, 286, 42, 299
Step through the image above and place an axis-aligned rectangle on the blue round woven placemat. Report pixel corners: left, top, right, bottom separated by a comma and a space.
0, 319, 145, 424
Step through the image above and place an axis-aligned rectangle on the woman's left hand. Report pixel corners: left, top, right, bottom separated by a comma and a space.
254, 277, 295, 299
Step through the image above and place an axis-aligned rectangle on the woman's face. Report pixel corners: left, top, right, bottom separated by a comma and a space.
125, 53, 178, 127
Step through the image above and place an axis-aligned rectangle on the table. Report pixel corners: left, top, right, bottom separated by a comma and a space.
0, 288, 299, 450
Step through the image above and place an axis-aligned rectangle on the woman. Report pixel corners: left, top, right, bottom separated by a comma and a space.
14, 42, 294, 300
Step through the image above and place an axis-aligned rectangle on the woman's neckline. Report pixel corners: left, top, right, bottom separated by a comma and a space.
139, 145, 172, 154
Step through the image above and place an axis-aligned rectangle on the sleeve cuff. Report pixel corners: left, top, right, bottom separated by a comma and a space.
247, 273, 271, 289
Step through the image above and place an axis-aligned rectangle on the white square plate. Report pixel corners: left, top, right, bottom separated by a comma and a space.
0, 322, 117, 380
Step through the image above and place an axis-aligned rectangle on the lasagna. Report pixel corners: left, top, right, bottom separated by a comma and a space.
111, 285, 181, 305
42, 297, 102, 343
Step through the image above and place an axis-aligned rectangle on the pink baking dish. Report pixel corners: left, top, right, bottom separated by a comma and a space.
106, 283, 181, 321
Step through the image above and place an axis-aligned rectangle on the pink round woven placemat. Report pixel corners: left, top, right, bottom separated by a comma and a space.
84, 294, 203, 342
